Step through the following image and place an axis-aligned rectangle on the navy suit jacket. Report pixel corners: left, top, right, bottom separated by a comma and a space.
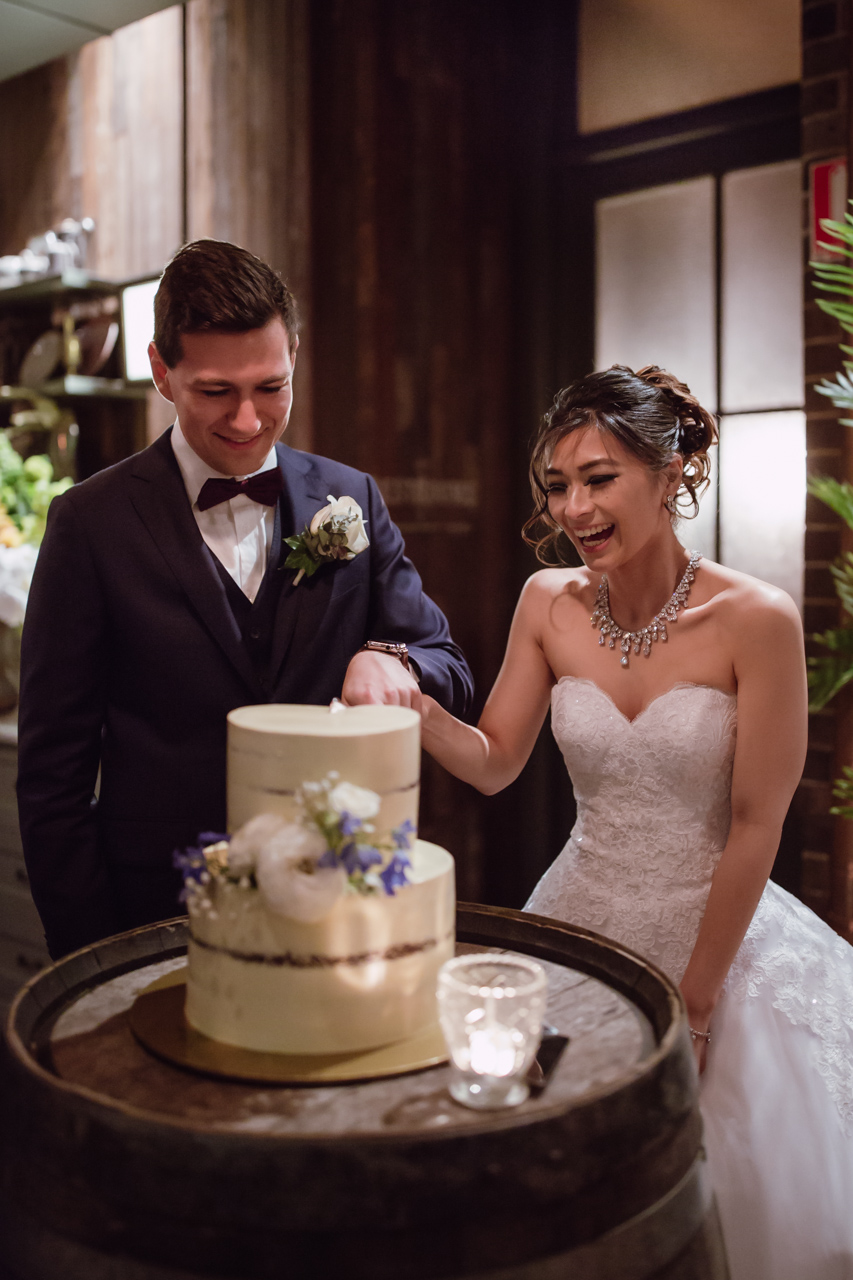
16, 429, 473, 957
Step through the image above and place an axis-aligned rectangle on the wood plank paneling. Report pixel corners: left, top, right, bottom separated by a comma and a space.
74, 7, 184, 279
186, 0, 313, 450
0, 59, 70, 257
310, 0, 522, 902
0, 7, 183, 279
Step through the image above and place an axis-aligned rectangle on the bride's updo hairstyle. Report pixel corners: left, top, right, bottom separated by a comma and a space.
523, 364, 717, 565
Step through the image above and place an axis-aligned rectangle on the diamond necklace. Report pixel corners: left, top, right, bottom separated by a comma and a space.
591, 550, 701, 668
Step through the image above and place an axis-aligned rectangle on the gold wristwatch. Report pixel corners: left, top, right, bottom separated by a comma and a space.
358, 640, 418, 679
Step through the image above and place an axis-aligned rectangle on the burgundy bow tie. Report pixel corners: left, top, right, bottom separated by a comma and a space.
197, 468, 283, 512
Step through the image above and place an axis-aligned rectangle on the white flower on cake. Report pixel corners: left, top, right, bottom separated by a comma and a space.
328, 781, 380, 822
226, 813, 288, 874
255, 823, 347, 922
284, 495, 369, 586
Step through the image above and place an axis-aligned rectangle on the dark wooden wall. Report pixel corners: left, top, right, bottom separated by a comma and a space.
310, 0, 511, 899
308, 0, 578, 903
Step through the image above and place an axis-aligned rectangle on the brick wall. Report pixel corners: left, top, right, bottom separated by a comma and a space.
801, 0, 852, 934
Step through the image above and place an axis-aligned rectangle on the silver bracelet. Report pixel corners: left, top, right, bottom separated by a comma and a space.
689, 1026, 711, 1044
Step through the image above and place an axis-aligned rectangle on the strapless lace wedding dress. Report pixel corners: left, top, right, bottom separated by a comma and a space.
526, 677, 853, 1280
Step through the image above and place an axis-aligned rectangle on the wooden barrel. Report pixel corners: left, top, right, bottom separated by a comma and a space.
0, 905, 728, 1280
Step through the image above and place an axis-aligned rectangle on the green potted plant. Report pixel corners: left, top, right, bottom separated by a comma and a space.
807, 206, 853, 817
0, 388, 73, 711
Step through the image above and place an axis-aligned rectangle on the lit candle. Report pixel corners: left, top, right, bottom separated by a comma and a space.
437, 952, 548, 1110
468, 1025, 516, 1077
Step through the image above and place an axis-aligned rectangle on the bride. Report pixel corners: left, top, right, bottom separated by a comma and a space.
417, 364, 853, 1279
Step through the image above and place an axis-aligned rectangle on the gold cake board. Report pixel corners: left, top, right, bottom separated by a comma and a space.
129, 967, 449, 1085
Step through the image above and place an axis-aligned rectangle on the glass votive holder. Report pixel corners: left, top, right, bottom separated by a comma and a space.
437, 952, 548, 1110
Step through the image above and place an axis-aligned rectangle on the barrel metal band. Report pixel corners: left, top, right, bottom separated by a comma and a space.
189, 929, 451, 969
458, 1152, 719, 1280
1, 1149, 724, 1280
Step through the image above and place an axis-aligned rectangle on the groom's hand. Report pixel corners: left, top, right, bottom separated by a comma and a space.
342, 650, 421, 709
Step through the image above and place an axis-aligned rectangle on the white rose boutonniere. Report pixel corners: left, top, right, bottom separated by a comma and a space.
284, 495, 369, 585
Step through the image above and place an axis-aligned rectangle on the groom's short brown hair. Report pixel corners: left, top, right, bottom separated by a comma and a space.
153, 239, 299, 368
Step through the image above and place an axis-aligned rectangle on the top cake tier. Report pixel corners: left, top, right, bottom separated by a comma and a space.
227, 703, 421, 840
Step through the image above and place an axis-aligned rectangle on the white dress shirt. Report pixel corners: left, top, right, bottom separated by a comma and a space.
170, 421, 278, 603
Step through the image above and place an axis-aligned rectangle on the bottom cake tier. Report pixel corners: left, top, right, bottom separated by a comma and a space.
185, 839, 455, 1055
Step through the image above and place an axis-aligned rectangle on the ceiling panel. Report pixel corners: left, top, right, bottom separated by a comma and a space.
0, 0, 177, 83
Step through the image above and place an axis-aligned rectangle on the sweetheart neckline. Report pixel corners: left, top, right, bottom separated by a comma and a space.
553, 676, 737, 727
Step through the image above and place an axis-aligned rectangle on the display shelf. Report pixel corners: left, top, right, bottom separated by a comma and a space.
0, 277, 152, 476
0, 272, 118, 304
40, 375, 150, 399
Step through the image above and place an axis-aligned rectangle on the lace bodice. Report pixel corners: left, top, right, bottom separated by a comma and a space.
528, 677, 737, 981
526, 676, 853, 1135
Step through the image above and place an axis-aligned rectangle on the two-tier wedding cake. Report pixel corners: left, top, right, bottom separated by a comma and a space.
179, 703, 456, 1055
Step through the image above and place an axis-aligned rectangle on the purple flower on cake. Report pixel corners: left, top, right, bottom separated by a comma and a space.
173, 834, 231, 902
337, 812, 362, 837
339, 841, 383, 876
198, 830, 230, 846
172, 845, 207, 899
380, 853, 412, 895
392, 818, 416, 850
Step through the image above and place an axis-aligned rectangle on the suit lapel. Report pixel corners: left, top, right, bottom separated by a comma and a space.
128, 431, 261, 693
268, 445, 330, 684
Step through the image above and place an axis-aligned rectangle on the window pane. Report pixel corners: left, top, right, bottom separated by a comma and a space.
596, 178, 718, 556
719, 410, 805, 609
721, 162, 804, 413
596, 178, 717, 411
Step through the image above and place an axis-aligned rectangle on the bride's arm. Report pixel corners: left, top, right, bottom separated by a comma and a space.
678, 586, 808, 1063
419, 574, 555, 794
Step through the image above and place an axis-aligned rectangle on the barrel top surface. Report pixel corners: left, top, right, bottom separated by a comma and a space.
7, 908, 674, 1141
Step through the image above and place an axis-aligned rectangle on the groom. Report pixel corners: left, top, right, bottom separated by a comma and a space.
16, 239, 472, 959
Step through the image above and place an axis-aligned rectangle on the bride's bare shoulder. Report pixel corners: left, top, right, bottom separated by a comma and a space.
697, 558, 802, 633
521, 566, 592, 609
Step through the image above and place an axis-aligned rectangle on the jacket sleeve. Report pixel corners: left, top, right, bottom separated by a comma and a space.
363, 475, 474, 720
16, 492, 118, 958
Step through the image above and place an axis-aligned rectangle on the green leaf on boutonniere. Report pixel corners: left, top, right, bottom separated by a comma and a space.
284, 530, 324, 580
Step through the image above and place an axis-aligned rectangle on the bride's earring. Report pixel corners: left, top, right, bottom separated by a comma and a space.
665, 495, 677, 515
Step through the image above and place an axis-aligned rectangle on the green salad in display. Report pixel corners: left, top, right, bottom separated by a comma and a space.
0, 432, 71, 547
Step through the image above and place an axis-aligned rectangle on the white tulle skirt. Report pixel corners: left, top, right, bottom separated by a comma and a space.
697, 883, 853, 1279
527, 875, 853, 1279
